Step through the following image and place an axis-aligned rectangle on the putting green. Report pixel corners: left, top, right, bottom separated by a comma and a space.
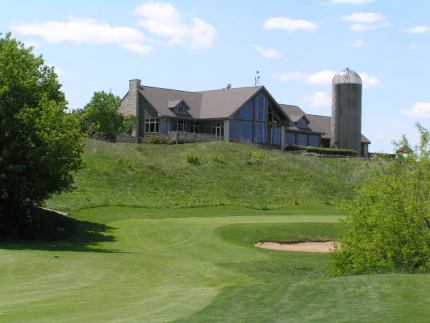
1, 207, 429, 322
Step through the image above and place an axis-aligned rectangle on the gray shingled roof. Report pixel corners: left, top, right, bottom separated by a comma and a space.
280, 104, 310, 123
199, 86, 263, 119
139, 85, 264, 119
139, 86, 201, 118
306, 114, 371, 144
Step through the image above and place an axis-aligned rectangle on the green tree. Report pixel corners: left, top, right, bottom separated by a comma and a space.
121, 115, 136, 137
0, 33, 83, 237
333, 124, 430, 275
82, 91, 123, 140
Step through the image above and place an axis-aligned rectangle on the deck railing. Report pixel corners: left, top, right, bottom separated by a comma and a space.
168, 131, 223, 143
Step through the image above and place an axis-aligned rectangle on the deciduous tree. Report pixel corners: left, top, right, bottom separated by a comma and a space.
0, 34, 83, 237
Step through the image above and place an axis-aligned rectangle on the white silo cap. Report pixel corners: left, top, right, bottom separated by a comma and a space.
332, 68, 362, 85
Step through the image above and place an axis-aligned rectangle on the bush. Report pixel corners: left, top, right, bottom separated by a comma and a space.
186, 154, 200, 165
213, 154, 226, 164
246, 151, 263, 165
143, 135, 171, 144
332, 124, 430, 275
285, 145, 358, 157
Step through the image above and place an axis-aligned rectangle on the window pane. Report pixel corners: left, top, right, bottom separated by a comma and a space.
297, 134, 307, 146
239, 121, 253, 141
229, 120, 238, 140
256, 94, 267, 121
254, 122, 267, 143
161, 119, 170, 133
271, 126, 281, 145
238, 101, 253, 120
309, 135, 320, 147
286, 132, 295, 146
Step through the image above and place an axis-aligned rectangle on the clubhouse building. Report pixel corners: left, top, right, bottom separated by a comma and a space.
120, 72, 370, 156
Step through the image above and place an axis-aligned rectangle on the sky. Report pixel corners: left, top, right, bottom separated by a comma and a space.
1, 0, 429, 152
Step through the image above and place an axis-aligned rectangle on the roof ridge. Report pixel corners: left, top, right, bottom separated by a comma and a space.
141, 85, 199, 94
198, 85, 263, 93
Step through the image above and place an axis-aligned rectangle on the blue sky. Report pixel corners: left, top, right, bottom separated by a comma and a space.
1, 0, 429, 152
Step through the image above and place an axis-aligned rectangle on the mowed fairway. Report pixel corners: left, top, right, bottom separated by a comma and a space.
1, 206, 430, 322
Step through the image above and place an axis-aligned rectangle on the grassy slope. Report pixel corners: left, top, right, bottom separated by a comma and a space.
1, 207, 429, 322
46, 139, 373, 212
3, 141, 427, 322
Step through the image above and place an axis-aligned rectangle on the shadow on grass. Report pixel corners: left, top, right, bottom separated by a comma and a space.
0, 207, 121, 253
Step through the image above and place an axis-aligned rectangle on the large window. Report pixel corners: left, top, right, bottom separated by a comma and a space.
213, 121, 224, 138
145, 118, 159, 133
255, 94, 268, 121
239, 122, 253, 142
254, 123, 267, 143
297, 134, 307, 146
190, 121, 199, 133
286, 132, 295, 146
230, 93, 269, 143
160, 119, 170, 133
238, 101, 253, 120
173, 119, 187, 132
229, 120, 238, 140
309, 135, 320, 147
272, 126, 281, 145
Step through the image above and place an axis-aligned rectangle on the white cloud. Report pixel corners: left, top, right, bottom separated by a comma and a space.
343, 12, 388, 32
353, 39, 365, 47
274, 70, 380, 87
255, 46, 281, 59
135, 2, 216, 49
263, 17, 318, 32
303, 91, 331, 109
343, 12, 385, 24
331, 0, 375, 4
306, 70, 336, 85
11, 17, 153, 54
404, 25, 430, 34
402, 102, 430, 118
376, 133, 385, 140
360, 73, 380, 87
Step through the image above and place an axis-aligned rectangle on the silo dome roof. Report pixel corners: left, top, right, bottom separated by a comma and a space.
332, 68, 362, 85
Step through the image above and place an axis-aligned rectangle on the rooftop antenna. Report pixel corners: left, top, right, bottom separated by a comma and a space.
255, 70, 260, 86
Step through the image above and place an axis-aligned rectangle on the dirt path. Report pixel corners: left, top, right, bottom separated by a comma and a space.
255, 241, 338, 253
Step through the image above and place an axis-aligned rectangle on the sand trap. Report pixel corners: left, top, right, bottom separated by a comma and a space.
255, 241, 338, 253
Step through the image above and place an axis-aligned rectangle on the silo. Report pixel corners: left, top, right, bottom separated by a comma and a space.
331, 68, 362, 155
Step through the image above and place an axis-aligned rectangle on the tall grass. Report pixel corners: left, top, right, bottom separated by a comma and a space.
46, 139, 374, 212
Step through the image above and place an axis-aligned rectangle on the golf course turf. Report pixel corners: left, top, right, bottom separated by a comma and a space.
1, 206, 430, 322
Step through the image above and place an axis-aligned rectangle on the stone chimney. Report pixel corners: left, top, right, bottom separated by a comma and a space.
129, 79, 141, 92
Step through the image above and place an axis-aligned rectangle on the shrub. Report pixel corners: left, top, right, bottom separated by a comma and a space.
246, 151, 263, 165
143, 135, 171, 144
213, 154, 226, 164
285, 145, 358, 157
332, 124, 430, 275
186, 154, 200, 165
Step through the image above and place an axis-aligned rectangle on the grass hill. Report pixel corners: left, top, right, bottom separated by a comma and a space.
3, 140, 430, 322
47, 139, 373, 212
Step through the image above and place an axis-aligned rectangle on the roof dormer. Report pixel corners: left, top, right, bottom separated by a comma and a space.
168, 100, 189, 115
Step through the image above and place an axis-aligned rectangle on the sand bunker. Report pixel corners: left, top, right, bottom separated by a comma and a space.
255, 241, 338, 253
